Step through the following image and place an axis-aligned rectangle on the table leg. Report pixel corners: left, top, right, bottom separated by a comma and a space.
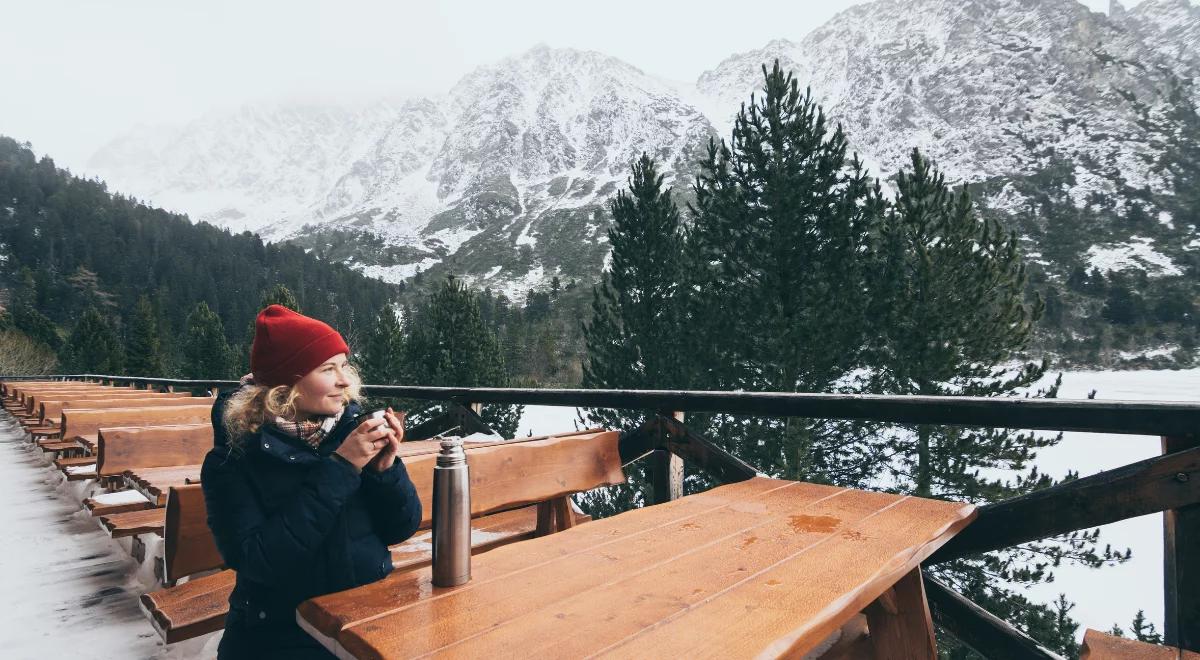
864, 567, 937, 659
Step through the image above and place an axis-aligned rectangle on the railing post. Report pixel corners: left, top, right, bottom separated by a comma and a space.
650, 411, 684, 504
1164, 434, 1199, 652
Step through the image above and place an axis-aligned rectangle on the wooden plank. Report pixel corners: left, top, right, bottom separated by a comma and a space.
97, 424, 212, 477
1164, 435, 1200, 652
930, 445, 1200, 564
649, 410, 684, 504
658, 414, 758, 484
298, 477, 788, 645
126, 465, 202, 506
864, 567, 937, 659
317, 479, 973, 659
164, 485, 223, 582
401, 430, 624, 529
21, 386, 115, 413
1080, 628, 1200, 660
140, 569, 237, 644
61, 404, 213, 440
359, 385, 1200, 436
54, 456, 95, 470
39, 393, 199, 423
650, 449, 684, 504
148, 507, 547, 644
924, 574, 1064, 660
101, 508, 166, 538
84, 490, 154, 517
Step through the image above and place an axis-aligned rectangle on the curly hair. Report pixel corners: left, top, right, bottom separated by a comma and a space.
222, 363, 363, 449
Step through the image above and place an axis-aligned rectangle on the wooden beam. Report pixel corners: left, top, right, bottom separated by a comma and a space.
362, 385, 1200, 436
928, 445, 1200, 564
650, 449, 683, 504
649, 411, 685, 504
617, 416, 759, 488
865, 567, 937, 659
924, 575, 1064, 660
658, 414, 759, 484
1164, 435, 1200, 652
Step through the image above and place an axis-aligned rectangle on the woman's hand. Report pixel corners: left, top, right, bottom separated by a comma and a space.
335, 417, 394, 471
368, 408, 406, 473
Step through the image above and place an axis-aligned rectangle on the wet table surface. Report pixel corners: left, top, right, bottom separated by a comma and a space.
297, 476, 976, 659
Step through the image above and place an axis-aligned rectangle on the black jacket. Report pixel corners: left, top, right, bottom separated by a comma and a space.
201, 389, 422, 658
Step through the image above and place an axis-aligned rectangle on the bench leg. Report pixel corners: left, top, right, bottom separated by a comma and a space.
864, 567, 937, 660
535, 496, 578, 536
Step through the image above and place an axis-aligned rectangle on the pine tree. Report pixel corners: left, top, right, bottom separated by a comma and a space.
10, 266, 60, 350
59, 306, 125, 374
870, 150, 1122, 657
125, 294, 165, 376
361, 306, 406, 386
683, 60, 883, 484
1160, 79, 1200, 232
582, 153, 687, 428
403, 276, 522, 437
182, 302, 232, 379
259, 283, 301, 312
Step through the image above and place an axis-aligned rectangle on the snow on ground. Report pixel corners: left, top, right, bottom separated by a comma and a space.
1086, 236, 1182, 277
0, 415, 219, 659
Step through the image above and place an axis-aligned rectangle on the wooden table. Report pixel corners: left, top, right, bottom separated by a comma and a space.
297, 476, 976, 659
125, 464, 202, 506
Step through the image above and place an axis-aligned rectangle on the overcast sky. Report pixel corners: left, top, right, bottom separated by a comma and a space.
1, 0, 1125, 170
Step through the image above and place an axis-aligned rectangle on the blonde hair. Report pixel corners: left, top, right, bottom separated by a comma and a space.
223, 363, 363, 448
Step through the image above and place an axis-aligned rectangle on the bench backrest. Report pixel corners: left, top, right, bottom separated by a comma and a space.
2, 380, 79, 397
97, 424, 215, 477
162, 429, 624, 581
17, 386, 116, 406
40, 393, 198, 422
21, 386, 126, 409
62, 405, 214, 440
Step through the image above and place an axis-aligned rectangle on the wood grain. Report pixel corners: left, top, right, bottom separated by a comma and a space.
39, 392, 195, 422
164, 485, 223, 581
1081, 628, 1200, 660
61, 405, 213, 441
97, 424, 212, 477
311, 478, 973, 660
402, 430, 625, 529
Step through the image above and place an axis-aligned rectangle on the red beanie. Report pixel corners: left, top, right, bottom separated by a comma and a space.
250, 305, 350, 387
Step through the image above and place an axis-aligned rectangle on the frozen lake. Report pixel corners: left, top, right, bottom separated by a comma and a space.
517, 368, 1200, 641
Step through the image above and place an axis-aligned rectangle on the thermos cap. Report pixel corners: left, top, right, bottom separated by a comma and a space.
436, 437, 466, 466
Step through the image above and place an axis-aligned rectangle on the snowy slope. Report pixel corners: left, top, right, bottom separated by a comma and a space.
87, 0, 1200, 293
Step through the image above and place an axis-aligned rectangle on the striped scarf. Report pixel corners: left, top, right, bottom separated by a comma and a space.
272, 407, 344, 450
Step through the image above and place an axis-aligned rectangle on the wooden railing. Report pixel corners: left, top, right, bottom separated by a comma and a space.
7, 374, 1198, 658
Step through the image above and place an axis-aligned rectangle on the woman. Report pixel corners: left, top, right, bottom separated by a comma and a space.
201, 304, 422, 659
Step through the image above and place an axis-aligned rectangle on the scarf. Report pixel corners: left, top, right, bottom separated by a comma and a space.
272, 406, 345, 450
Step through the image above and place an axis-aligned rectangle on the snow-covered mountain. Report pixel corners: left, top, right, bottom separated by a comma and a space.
88, 0, 1200, 296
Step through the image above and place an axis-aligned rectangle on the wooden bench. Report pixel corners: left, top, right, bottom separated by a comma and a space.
17, 386, 125, 414
101, 508, 168, 538
140, 429, 623, 644
50, 405, 213, 457
84, 489, 154, 517
97, 424, 212, 477
38, 393, 198, 425
87, 426, 213, 529
1081, 629, 1200, 659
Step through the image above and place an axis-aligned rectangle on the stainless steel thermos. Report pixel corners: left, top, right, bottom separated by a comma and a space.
431, 437, 471, 587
